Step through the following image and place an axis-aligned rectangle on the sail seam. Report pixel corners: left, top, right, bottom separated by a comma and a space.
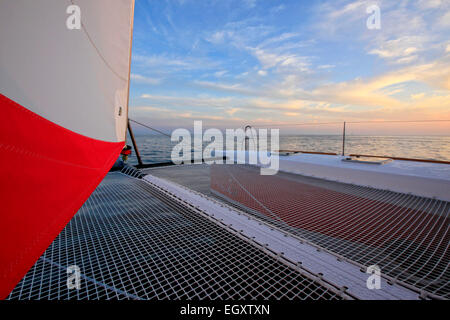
70, 0, 128, 82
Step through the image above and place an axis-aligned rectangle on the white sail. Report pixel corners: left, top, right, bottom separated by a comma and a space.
0, 0, 135, 299
0, 0, 134, 142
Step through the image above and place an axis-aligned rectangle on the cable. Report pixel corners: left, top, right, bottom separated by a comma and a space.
252, 119, 450, 127
128, 118, 171, 137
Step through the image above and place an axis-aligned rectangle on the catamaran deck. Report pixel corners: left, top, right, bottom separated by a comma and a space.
8, 163, 449, 300
144, 163, 449, 300
7, 169, 343, 300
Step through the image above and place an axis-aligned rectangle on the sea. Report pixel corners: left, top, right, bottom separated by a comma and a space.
125, 135, 450, 165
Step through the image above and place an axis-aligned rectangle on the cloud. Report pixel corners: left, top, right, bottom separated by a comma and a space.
214, 70, 228, 78
417, 0, 442, 10
140, 94, 234, 109
312, 0, 371, 37
415, 59, 450, 91
132, 105, 226, 121
205, 18, 275, 48
243, 0, 257, 9
438, 10, 450, 28
328, 0, 367, 19
259, 32, 295, 44
312, 0, 444, 66
193, 80, 256, 95
308, 58, 450, 106
130, 74, 161, 85
207, 31, 227, 44
257, 70, 267, 76
193, 51, 450, 115
284, 112, 300, 117
271, 5, 286, 14
132, 54, 220, 72
318, 64, 335, 69
411, 93, 425, 100
225, 108, 241, 116
129, 0, 450, 130
249, 47, 311, 73
368, 36, 422, 63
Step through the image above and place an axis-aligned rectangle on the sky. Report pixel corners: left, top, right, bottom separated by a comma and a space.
128, 0, 450, 135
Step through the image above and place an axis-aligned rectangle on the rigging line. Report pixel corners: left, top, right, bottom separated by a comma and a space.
253, 122, 343, 127
346, 119, 450, 124
128, 119, 172, 137
224, 165, 292, 229
70, 0, 129, 82
252, 119, 450, 127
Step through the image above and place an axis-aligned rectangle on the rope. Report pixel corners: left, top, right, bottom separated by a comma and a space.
128, 118, 171, 137
252, 119, 450, 127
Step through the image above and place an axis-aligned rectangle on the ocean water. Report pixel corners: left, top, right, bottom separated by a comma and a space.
126, 135, 450, 165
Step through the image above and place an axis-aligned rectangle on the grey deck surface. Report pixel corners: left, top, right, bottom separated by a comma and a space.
143, 164, 212, 195
142, 164, 234, 208
8, 171, 341, 300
